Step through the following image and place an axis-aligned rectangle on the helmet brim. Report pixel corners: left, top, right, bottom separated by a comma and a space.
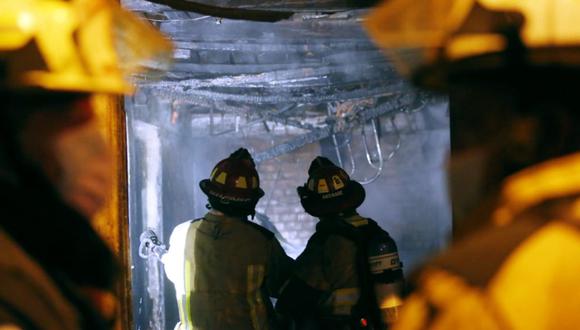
200, 179, 265, 204
298, 180, 366, 217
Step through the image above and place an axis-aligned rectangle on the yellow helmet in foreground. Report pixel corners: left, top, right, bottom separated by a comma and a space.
0, 0, 172, 94
365, 0, 580, 88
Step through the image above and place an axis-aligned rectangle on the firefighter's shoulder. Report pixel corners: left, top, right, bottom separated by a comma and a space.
0, 230, 79, 329
426, 217, 547, 288
242, 220, 275, 240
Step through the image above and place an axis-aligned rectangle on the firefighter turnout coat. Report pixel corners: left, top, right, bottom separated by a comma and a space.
393, 153, 580, 330
162, 212, 293, 330
277, 213, 403, 329
0, 229, 79, 330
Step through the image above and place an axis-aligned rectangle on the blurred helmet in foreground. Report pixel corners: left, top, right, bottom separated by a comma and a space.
365, 0, 580, 89
0, 0, 173, 94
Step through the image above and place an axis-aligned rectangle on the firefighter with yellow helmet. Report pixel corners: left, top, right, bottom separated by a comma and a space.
0, 0, 171, 329
276, 157, 405, 329
156, 148, 293, 330
365, 1, 580, 329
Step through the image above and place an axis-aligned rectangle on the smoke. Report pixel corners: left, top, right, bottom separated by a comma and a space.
124, 3, 451, 328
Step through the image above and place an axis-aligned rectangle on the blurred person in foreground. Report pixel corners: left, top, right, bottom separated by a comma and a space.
142, 148, 294, 330
365, 1, 580, 329
0, 0, 171, 329
276, 157, 405, 329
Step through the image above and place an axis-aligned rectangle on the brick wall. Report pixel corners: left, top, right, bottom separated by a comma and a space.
240, 102, 452, 267
254, 143, 320, 258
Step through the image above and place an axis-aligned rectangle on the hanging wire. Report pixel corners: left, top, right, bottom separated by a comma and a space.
345, 140, 357, 176
331, 132, 343, 168
327, 99, 404, 185
362, 119, 381, 170
327, 104, 344, 168
383, 116, 401, 162
355, 116, 401, 184
330, 131, 357, 177
356, 118, 384, 184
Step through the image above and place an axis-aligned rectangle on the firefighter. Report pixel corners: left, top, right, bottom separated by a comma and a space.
276, 156, 404, 330
364, 0, 580, 329
161, 148, 294, 330
0, 1, 171, 329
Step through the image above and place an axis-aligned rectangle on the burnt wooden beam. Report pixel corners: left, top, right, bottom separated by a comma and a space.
144, 0, 295, 22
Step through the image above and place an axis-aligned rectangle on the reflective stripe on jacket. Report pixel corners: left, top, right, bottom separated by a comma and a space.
165, 212, 293, 330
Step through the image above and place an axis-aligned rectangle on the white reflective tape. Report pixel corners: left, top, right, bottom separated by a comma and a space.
247, 264, 266, 330
331, 288, 360, 315
369, 252, 401, 273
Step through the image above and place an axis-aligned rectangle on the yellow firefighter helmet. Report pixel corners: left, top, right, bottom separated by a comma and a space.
365, 0, 580, 88
0, 0, 172, 94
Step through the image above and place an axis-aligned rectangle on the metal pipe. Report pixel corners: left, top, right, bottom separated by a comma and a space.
327, 105, 344, 168
356, 118, 384, 184
345, 141, 356, 176
384, 116, 401, 162
355, 116, 401, 185
331, 133, 344, 168
362, 120, 380, 169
